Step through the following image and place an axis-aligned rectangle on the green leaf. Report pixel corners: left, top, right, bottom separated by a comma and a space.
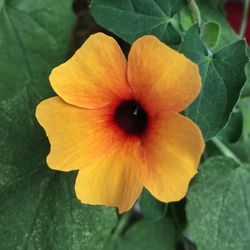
179, 6, 194, 32
185, 156, 250, 250
90, 0, 238, 50
186, 0, 201, 26
226, 97, 250, 163
208, 97, 250, 163
107, 218, 177, 250
180, 25, 248, 140
218, 110, 243, 143
228, 140, 250, 163
140, 188, 167, 221
239, 97, 250, 140
0, 1, 117, 249
242, 63, 250, 98
201, 21, 220, 48
90, 0, 186, 45
196, 0, 238, 51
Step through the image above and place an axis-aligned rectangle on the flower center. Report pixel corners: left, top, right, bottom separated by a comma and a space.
114, 100, 148, 135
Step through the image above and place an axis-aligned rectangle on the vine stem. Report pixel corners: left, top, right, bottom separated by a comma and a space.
112, 210, 132, 237
211, 137, 241, 164
187, 0, 201, 29
239, 0, 250, 38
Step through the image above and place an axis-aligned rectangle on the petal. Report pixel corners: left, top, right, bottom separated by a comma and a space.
128, 36, 201, 114
142, 112, 204, 202
50, 33, 132, 109
75, 137, 145, 213
36, 97, 114, 171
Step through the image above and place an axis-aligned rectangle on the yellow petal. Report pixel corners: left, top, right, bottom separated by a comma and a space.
50, 33, 132, 109
142, 112, 204, 202
128, 36, 201, 114
36, 97, 114, 171
75, 138, 145, 213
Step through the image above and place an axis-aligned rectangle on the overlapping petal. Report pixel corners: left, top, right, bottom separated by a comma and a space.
36, 97, 114, 171
75, 137, 145, 213
128, 36, 201, 115
142, 112, 204, 202
50, 33, 132, 109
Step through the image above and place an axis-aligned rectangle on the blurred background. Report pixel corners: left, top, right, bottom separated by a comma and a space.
226, 0, 250, 42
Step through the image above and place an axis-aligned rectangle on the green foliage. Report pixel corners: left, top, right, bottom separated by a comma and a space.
1, 0, 250, 249
106, 218, 177, 250
180, 25, 248, 140
185, 156, 250, 250
90, 0, 186, 45
179, 6, 193, 31
196, 0, 237, 51
229, 140, 250, 164
218, 110, 243, 143
240, 97, 250, 140
0, 1, 117, 249
201, 21, 220, 48
226, 97, 250, 163
242, 62, 250, 97
140, 189, 167, 221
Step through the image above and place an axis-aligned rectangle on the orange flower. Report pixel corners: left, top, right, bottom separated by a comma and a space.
36, 33, 205, 213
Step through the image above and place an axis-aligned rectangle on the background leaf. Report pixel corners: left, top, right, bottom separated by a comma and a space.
0, 1, 117, 249
180, 25, 248, 140
185, 156, 250, 250
139, 188, 167, 221
218, 110, 243, 143
90, 0, 186, 45
179, 6, 193, 32
196, 0, 238, 51
226, 97, 250, 163
201, 21, 220, 48
106, 218, 177, 250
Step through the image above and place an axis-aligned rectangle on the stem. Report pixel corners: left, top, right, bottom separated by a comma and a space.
112, 211, 132, 237
170, 204, 181, 233
239, 0, 250, 38
187, 0, 201, 29
211, 137, 241, 164
170, 204, 189, 250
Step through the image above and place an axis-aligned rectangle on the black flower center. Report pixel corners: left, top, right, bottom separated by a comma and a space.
114, 100, 148, 135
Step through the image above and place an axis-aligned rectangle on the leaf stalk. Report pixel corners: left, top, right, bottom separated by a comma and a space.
211, 137, 241, 164
239, 0, 250, 38
112, 210, 132, 237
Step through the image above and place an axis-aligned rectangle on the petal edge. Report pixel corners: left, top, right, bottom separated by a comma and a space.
142, 112, 205, 202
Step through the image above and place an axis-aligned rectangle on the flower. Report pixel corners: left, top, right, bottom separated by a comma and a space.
36, 33, 205, 213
